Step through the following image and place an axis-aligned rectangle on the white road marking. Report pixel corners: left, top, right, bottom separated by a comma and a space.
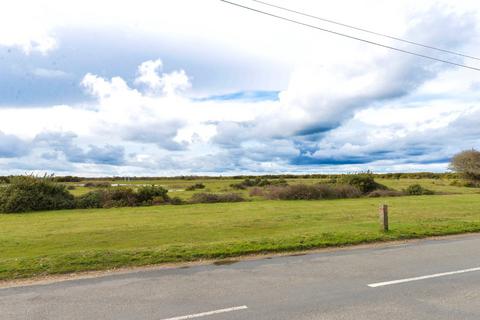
368, 267, 480, 287
160, 306, 248, 320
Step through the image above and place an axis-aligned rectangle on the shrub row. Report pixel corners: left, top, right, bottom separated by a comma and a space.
230, 177, 288, 190
0, 175, 437, 214
189, 192, 244, 203
252, 183, 435, 200
75, 185, 171, 208
83, 181, 112, 188
0, 177, 176, 213
262, 184, 362, 200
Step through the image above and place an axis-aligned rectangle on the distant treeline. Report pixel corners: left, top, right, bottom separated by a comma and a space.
0, 172, 461, 183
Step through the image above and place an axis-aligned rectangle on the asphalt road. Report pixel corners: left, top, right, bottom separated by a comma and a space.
1, 234, 480, 320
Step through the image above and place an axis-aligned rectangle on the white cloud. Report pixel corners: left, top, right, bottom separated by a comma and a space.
135, 59, 191, 95
135, 59, 164, 91
0, 1, 57, 54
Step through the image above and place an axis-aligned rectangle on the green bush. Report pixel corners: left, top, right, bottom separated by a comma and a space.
185, 183, 206, 191
230, 177, 272, 190
76, 186, 171, 209
0, 176, 75, 213
340, 173, 386, 194
136, 185, 169, 204
404, 184, 434, 195
101, 187, 138, 208
75, 190, 104, 209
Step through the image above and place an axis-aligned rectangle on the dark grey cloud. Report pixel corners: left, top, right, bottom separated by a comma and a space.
34, 131, 126, 165
121, 121, 187, 151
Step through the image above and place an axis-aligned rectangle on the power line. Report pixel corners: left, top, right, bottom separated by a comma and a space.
250, 0, 480, 62
220, 0, 480, 72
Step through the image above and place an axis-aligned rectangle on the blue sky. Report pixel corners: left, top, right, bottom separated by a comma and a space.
0, 0, 479, 176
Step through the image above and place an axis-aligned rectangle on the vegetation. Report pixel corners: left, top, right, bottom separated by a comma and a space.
230, 177, 287, 190
0, 176, 74, 213
190, 192, 245, 203
264, 184, 361, 200
1, 194, 480, 280
339, 172, 387, 194
450, 149, 480, 185
83, 181, 111, 188
404, 184, 434, 196
53, 176, 82, 183
185, 182, 206, 191
75, 186, 170, 209
2, 171, 477, 214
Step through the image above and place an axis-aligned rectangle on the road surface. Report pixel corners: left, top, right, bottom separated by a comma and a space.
1, 234, 480, 319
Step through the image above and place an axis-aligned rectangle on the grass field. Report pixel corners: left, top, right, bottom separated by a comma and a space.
1, 192, 480, 281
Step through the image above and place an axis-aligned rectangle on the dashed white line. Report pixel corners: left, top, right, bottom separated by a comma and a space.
160, 305, 248, 320
368, 267, 480, 287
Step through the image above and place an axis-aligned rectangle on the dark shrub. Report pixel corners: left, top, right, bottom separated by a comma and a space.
0, 176, 10, 184
67, 185, 76, 190
136, 185, 169, 204
280, 184, 332, 200
168, 196, 185, 205
367, 190, 404, 197
185, 183, 206, 191
190, 192, 244, 203
230, 177, 272, 190
101, 187, 138, 208
265, 184, 361, 200
404, 184, 434, 195
54, 176, 81, 183
340, 173, 386, 194
84, 181, 111, 188
0, 176, 75, 213
333, 185, 362, 198
75, 190, 104, 209
230, 183, 246, 190
76, 186, 170, 208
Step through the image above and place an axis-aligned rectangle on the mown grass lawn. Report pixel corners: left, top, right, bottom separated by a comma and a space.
1, 194, 480, 281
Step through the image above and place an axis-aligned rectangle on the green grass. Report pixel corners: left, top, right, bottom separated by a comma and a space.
1, 194, 480, 281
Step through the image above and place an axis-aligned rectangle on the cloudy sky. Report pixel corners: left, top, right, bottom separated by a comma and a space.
1, 0, 479, 176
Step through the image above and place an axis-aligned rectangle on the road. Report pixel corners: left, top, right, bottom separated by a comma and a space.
1, 234, 480, 320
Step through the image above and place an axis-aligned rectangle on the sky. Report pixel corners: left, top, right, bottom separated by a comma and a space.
0, 0, 479, 176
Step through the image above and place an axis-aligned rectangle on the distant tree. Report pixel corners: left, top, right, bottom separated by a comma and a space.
449, 149, 480, 183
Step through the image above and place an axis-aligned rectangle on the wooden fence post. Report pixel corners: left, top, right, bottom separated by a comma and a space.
379, 204, 389, 232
